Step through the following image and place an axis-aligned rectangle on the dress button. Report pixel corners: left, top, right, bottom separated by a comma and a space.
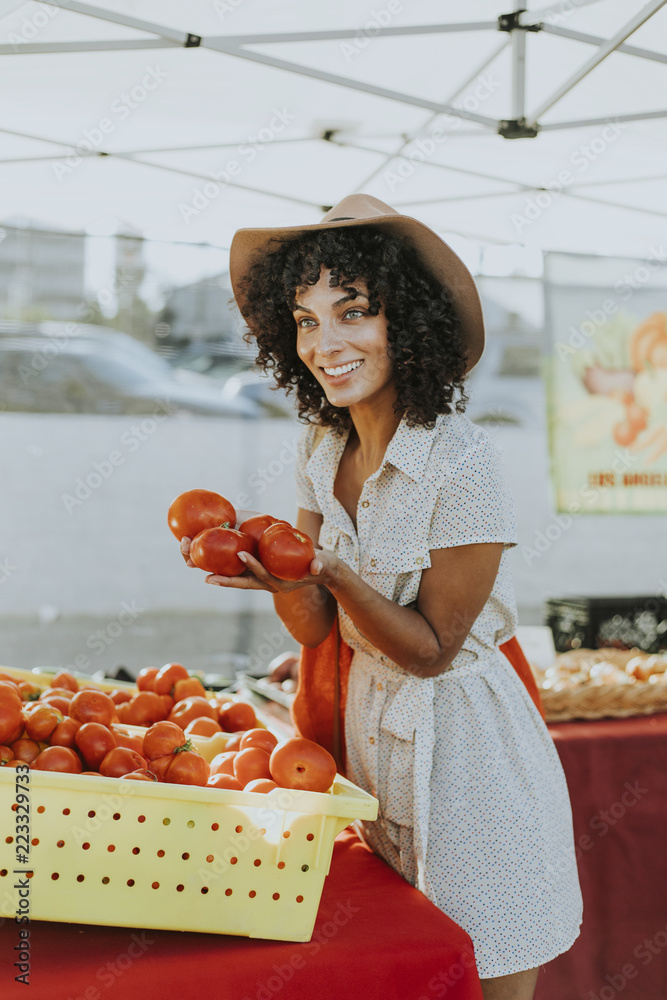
369, 736, 375, 745
361, 500, 370, 508
415, 557, 423, 565
376, 682, 383, 691
370, 558, 377, 568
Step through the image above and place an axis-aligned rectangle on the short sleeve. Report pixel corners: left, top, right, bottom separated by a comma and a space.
294, 423, 322, 514
429, 431, 517, 549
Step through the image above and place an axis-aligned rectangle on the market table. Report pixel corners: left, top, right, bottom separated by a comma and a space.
0, 828, 482, 1000
536, 713, 667, 1000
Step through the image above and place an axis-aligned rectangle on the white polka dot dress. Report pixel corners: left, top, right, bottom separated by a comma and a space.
295, 411, 583, 978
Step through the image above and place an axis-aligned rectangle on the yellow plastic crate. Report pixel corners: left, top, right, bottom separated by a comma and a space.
0, 667, 378, 941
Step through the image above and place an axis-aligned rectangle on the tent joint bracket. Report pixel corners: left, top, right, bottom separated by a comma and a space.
498, 12, 542, 32
498, 117, 540, 139
185, 34, 201, 47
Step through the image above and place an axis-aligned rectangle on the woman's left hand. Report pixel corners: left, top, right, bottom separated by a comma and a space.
204, 548, 341, 594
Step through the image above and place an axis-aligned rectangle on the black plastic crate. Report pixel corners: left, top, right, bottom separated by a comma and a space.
545, 596, 667, 654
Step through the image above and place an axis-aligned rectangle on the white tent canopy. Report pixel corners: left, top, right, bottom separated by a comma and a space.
1, 0, 667, 261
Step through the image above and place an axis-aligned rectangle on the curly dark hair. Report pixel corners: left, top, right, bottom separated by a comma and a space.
236, 225, 469, 429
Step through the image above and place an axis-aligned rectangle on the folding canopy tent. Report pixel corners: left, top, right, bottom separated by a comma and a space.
1, 0, 666, 262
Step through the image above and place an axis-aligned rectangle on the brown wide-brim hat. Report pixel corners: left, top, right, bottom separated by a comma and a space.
229, 193, 484, 372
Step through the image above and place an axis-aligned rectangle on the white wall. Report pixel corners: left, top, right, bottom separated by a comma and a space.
0, 413, 300, 619
2, 409, 665, 627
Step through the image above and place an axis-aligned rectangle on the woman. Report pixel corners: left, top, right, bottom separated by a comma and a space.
190, 194, 582, 999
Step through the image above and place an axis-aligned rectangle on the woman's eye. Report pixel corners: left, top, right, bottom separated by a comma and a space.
345, 309, 364, 319
296, 317, 316, 328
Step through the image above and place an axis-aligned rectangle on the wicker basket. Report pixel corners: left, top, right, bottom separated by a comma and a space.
537, 648, 667, 722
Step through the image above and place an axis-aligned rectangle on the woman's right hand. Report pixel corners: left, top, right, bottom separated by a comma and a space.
180, 536, 195, 568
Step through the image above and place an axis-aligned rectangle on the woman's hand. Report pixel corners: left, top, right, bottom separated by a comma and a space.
204, 548, 341, 595
180, 536, 195, 567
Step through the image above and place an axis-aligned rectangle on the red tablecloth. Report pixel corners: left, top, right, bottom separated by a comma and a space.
536, 713, 667, 1000
0, 828, 482, 1000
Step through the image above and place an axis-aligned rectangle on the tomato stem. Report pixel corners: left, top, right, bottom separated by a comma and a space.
173, 739, 193, 754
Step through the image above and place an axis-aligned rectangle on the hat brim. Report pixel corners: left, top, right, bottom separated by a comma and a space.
229, 212, 484, 373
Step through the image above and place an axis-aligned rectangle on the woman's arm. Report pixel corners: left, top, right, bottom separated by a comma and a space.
325, 542, 504, 678
210, 532, 503, 677
271, 508, 337, 648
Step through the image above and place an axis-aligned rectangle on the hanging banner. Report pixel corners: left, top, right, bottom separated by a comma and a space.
545, 251, 667, 513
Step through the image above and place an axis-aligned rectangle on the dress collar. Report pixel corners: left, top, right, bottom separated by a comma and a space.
307, 412, 443, 489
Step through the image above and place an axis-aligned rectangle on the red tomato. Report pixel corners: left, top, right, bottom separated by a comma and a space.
173, 676, 207, 701
75, 723, 117, 769
218, 701, 257, 733
99, 747, 148, 777
209, 751, 237, 776
207, 772, 242, 790
142, 721, 188, 761
258, 523, 316, 581
51, 671, 79, 692
0, 745, 14, 765
23, 703, 62, 741
269, 737, 337, 793
239, 728, 278, 754
233, 747, 272, 786
40, 686, 74, 701
190, 527, 256, 577
120, 768, 158, 782
0, 681, 22, 706
167, 489, 236, 541
168, 696, 217, 729
244, 778, 278, 793
50, 717, 81, 748
39, 695, 72, 716
136, 667, 159, 692
0, 701, 23, 745
222, 733, 245, 752
184, 717, 222, 737
0, 671, 20, 684
125, 691, 168, 727
33, 746, 82, 773
69, 690, 115, 727
17, 681, 42, 702
11, 738, 41, 764
110, 726, 145, 756
153, 750, 210, 786
238, 514, 290, 544
154, 663, 189, 696
110, 688, 132, 706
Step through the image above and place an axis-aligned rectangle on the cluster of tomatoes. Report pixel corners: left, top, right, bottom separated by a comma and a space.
0, 666, 337, 794
168, 489, 316, 581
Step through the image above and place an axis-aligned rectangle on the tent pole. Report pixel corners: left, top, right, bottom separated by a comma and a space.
511, 4, 527, 120
526, 0, 667, 126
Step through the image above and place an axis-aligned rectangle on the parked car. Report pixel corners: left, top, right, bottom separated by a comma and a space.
0, 321, 259, 417
219, 369, 298, 418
